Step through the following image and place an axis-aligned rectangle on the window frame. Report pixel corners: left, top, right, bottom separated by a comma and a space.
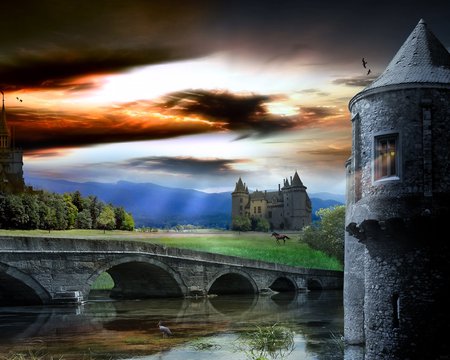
373, 131, 401, 183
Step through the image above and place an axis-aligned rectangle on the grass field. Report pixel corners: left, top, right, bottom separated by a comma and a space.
0, 229, 343, 271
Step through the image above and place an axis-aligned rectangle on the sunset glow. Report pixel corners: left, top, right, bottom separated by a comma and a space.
2, 1, 448, 193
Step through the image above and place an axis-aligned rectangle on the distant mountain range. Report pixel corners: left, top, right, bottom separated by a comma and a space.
25, 176, 344, 228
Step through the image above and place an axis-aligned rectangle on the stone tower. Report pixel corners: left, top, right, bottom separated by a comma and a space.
282, 171, 311, 230
345, 19, 450, 359
231, 177, 250, 218
0, 92, 24, 193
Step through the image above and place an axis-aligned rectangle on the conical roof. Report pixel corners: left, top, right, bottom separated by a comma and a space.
291, 171, 304, 187
362, 19, 450, 95
233, 177, 247, 192
0, 97, 10, 136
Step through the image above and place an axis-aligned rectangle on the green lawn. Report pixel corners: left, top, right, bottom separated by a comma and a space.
0, 229, 343, 271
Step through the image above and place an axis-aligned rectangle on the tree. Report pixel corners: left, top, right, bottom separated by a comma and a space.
232, 215, 252, 232
97, 205, 116, 233
63, 194, 78, 229
21, 193, 40, 229
122, 212, 135, 231
76, 209, 92, 229
114, 206, 126, 229
299, 205, 345, 263
254, 217, 270, 232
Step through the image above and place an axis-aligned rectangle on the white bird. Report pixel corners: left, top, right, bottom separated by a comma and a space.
158, 321, 172, 337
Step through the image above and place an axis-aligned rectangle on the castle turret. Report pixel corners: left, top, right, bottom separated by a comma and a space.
282, 171, 311, 230
345, 19, 450, 359
231, 177, 250, 219
0, 92, 24, 193
0, 93, 11, 149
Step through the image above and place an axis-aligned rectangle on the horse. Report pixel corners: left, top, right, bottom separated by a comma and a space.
271, 232, 290, 245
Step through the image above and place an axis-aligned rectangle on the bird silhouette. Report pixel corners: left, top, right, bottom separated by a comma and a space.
158, 321, 172, 338
367, 69, 371, 75
16, 97, 23, 102
362, 58, 368, 68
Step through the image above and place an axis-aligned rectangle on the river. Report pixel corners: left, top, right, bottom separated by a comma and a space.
0, 290, 343, 360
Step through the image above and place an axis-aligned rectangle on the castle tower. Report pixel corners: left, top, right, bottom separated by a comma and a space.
0, 92, 25, 193
345, 20, 450, 359
282, 171, 311, 230
231, 177, 249, 218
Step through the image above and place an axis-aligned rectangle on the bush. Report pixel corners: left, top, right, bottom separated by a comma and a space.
299, 205, 345, 264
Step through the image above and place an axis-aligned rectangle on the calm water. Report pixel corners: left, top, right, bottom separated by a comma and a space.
0, 290, 343, 359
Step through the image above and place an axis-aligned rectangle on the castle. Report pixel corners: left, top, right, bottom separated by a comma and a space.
345, 20, 450, 359
0, 92, 25, 193
231, 171, 312, 230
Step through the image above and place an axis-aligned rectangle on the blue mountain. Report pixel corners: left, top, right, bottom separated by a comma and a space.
26, 176, 343, 227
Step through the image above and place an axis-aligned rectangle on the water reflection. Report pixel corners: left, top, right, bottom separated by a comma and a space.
0, 290, 343, 360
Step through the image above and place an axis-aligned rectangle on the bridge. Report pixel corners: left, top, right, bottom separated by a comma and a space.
0, 236, 343, 305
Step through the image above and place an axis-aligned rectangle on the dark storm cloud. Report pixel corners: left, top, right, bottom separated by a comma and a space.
160, 90, 304, 136
0, 48, 198, 90
1, 1, 448, 92
119, 156, 245, 175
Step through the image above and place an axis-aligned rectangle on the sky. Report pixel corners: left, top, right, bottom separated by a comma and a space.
1, 0, 449, 194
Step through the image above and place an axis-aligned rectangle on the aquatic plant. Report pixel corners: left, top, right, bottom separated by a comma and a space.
234, 323, 295, 360
329, 331, 345, 354
190, 339, 222, 351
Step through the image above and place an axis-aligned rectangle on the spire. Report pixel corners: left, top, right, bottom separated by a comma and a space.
362, 19, 450, 93
0, 91, 11, 149
233, 177, 247, 192
291, 171, 304, 187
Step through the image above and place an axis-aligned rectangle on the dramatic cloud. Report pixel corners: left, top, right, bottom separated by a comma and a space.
8, 105, 218, 151
0, 48, 199, 91
160, 90, 305, 137
118, 156, 247, 175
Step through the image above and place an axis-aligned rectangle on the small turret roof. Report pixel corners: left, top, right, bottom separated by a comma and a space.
233, 177, 247, 193
363, 19, 450, 94
291, 171, 304, 187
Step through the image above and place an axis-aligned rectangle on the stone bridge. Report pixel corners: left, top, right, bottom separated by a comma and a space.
0, 236, 343, 305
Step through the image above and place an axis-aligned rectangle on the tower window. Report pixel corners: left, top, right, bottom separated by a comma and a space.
268, 211, 272, 218
374, 134, 399, 181
258, 206, 261, 214
240, 198, 243, 203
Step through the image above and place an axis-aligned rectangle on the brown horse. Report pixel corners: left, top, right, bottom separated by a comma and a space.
271, 232, 290, 245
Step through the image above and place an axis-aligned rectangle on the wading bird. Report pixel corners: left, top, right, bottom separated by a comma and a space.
158, 321, 172, 338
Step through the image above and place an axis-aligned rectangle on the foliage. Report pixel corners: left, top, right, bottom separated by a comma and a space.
91, 272, 115, 290
299, 205, 345, 264
234, 323, 295, 360
232, 215, 252, 232
253, 217, 270, 232
97, 205, 116, 233
0, 190, 134, 232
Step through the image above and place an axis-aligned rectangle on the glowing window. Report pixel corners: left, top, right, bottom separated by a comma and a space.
375, 135, 398, 180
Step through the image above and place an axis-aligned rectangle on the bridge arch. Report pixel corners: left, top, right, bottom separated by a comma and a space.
208, 269, 258, 295
0, 263, 51, 305
87, 256, 188, 299
269, 275, 297, 292
307, 278, 323, 291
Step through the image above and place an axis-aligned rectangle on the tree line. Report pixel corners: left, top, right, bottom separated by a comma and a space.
0, 190, 134, 232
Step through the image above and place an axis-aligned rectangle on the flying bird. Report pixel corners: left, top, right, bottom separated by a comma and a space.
16, 97, 23, 102
158, 321, 172, 338
367, 69, 371, 75
362, 58, 368, 68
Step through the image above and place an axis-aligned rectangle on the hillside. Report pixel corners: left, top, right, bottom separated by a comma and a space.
26, 177, 343, 227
